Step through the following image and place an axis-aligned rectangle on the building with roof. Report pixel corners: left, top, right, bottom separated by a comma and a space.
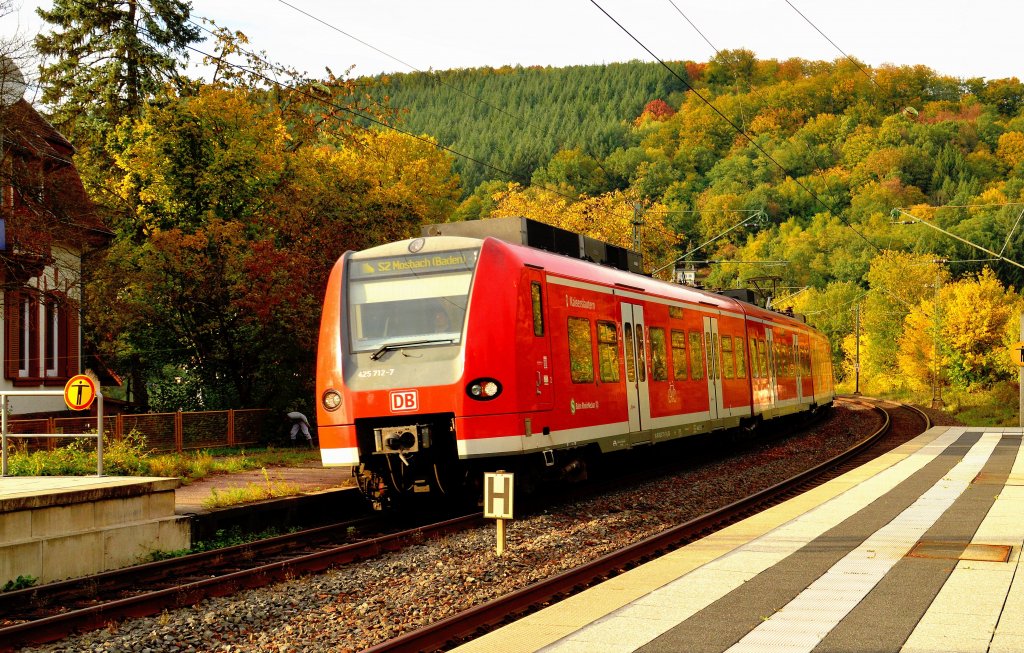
0, 62, 112, 414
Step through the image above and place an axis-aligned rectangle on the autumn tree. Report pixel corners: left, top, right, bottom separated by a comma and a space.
91, 85, 459, 410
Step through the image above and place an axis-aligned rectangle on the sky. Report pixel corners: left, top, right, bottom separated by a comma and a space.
2, 0, 1023, 92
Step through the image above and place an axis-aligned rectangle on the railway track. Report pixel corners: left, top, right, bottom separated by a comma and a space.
362, 397, 930, 653
0, 398, 927, 652
0, 513, 481, 651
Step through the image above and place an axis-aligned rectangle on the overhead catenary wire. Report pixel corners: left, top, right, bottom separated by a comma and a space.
892, 207, 1024, 271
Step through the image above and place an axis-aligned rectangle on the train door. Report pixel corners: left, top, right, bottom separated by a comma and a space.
702, 316, 724, 420
765, 328, 779, 405
793, 333, 803, 404
527, 271, 553, 411
621, 303, 651, 431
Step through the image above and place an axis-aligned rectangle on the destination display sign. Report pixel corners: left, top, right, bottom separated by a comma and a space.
350, 249, 478, 280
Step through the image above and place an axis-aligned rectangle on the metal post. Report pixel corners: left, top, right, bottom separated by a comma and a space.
1, 393, 7, 477
854, 304, 861, 395
97, 392, 104, 477
1019, 313, 1024, 428
931, 267, 943, 409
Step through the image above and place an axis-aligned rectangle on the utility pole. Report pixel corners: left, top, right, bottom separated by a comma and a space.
931, 264, 943, 409
1019, 312, 1024, 427
631, 203, 643, 253
854, 303, 861, 395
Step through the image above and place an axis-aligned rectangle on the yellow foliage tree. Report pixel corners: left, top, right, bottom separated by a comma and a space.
896, 299, 940, 395
995, 131, 1024, 168
937, 268, 1024, 387
489, 184, 679, 277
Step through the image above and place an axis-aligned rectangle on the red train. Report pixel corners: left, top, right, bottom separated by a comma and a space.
316, 219, 834, 507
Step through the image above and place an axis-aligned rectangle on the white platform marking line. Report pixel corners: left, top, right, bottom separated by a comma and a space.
725, 432, 1002, 653
540, 429, 967, 653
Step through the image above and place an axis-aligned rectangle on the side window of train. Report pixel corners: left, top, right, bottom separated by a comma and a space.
689, 331, 704, 380
735, 337, 747, 379
649, 327, 668, 381
567, 317, 594, 383
531, 282, 544, 336
670, 329, 687, 380
623, 323, 636, 383
721, 335, 735, 380
758, 339, 768, 377
748, 337, 760, 378
597, 321, 620, 382
635, 325, 647, 382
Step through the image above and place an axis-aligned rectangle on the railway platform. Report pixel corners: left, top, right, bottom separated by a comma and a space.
454, 425, 1024, 653
0, 475, 190, 585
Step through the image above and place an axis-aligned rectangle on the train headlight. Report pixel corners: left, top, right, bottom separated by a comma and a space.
322, 389, 343, 411
466, 378, 502, 400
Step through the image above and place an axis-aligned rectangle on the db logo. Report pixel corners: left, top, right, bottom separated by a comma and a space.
390, 390, 418, 412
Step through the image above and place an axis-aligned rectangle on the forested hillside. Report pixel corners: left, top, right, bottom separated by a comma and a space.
360, 61, 690, 191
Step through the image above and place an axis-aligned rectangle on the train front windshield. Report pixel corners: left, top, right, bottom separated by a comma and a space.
346, 248, 479, 353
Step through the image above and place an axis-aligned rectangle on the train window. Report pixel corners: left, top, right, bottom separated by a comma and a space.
669, 306, 683, 320
597, 321, 620, 382
735, 338, 747, 379
635, 325, 647, 382
346, 249, 477, 353
531, 282, 544, 337
567, 317, 594, 383
689, 331, 704, 380
670, 330, 687, 380
649, 327, 668, 381
748, 337, 759, 378
623, 323, 636, 383
721, 335, 735, 380
708, 332, 718, 380
758, 339, 768, 378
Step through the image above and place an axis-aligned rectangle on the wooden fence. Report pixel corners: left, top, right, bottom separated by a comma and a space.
5, 408, 274, 453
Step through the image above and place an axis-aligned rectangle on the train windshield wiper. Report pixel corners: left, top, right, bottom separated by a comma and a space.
369, 338, 455, 361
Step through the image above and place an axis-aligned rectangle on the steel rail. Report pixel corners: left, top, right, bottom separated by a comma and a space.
364, 400, 920, 653
0, 513, 480, 651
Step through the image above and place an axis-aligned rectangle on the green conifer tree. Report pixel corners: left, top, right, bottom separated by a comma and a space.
34, 0, 201, 137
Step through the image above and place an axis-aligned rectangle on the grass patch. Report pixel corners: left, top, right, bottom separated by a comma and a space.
841, 379, 1021, 427
201, 468, 304, 509
937, 381, 1020, 426
147, 447, 319, 482
146, 525, 299, 561
1, 575, 38, 592
3, 431, 320, 483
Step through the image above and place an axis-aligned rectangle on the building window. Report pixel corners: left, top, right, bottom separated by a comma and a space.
18, 294, 32, 377
5, 289, 79, 384
44, 296, 59, 377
